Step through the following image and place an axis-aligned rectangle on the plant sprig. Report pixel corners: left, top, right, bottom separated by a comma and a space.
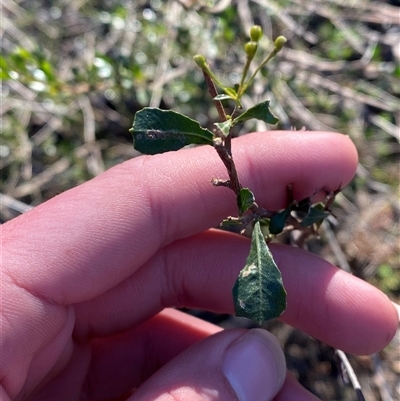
130, 26, 340, 324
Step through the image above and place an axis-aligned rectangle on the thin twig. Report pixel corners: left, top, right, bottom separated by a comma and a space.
0, 193, 34, 213
201, 69, 228, 123
212, 138, 241, 195
336, 350, 366, 401
78, 96, 105, 176
9, 157, 70, 198
321, 220, 352, 273
201, 68, 235, 166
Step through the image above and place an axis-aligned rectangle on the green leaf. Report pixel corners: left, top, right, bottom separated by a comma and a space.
233, 221, 287, 324
0, 70, 10, 80
214, 120, 232, 137
232, 100, 278, 125
130, 108, 214, 155
300, 203, 330, 227
0, 55, 8, 69
237, 188, 255, 215
39, 59, 56, 82
269, 207, 291, 235
220, 218, 246, 234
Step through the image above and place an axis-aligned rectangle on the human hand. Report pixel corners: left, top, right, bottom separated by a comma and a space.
2, 131, 398, 401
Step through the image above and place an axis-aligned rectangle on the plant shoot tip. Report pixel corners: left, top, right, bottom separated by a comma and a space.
245, 41, 258, 58
250, 25, 263, 42
193, 54, 208, 68
274, 36, 287, 51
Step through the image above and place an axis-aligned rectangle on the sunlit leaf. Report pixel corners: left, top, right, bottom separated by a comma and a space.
213, 94, 234, 101
233, 100, 278, 125
232, 221, 287, 324
214, 120, 232, 137
130, 108, 214, 155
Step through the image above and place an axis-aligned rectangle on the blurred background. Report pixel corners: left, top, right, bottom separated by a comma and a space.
1, 0, 399, 399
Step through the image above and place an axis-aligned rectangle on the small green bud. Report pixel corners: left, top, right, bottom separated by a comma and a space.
193, 54, 208, 69
274, 36, 287, 51
250, 25, 263, 42
245, 41, 258, 58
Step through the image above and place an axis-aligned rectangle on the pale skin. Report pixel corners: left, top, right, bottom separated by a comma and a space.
1, 131, 398, 401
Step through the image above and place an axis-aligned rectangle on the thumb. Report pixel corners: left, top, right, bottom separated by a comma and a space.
131, 328, 286, 401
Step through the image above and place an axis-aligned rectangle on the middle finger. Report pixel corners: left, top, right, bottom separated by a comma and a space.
74, 229, 397, 354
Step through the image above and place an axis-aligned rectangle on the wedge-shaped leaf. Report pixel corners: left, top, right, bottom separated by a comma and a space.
233, 221, 287, 324
269, 207, 291, 235
300, 203, 330, 227
232, 100, 278, 125
214, 120, 232, 137
237, 188, 255, 215
130, 108, 214, 155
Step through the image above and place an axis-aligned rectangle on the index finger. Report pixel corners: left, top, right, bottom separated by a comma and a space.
3, 131, 358, 304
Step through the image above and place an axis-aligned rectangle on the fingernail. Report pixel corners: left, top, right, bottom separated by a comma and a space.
222, 329, 286, 401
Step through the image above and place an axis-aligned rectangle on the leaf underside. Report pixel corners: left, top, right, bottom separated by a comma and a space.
130, 108, 214, 155
232, 221, 287, 324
